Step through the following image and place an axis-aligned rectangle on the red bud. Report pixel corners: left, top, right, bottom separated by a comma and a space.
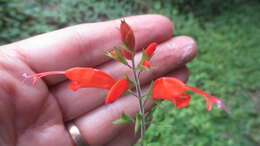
120, 19, 135, 51
145, 42, 158, 57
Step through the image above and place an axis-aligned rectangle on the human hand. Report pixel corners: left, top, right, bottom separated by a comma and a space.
0, 15, 197, 146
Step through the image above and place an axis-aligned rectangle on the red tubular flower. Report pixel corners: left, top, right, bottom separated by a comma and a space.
173, 94, 191, 108
144, 42, 158, 57
25, 67, 116, 91
152, 77, 186, 101
152, 77, 225, 111
105, 77, 129, 104
65, 67, 116, 91
120, 19, 135, 51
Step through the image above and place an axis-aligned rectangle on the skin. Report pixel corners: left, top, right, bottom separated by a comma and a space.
0, 15, 197, 146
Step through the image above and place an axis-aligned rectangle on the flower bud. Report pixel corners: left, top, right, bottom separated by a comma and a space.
120, 19, 135, 51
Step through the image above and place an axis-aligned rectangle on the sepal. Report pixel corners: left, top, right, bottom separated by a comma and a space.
106, 48, 129, 66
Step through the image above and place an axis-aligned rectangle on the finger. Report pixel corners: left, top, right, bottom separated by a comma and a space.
12, 15, 173, 85
106, 113, 153, 146
51, 36, 197, 121
106, 123, 140, 146
74, 67, 189, 146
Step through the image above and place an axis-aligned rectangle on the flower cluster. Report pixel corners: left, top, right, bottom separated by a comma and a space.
24, 19, 227, 145
26, 19, 225, 111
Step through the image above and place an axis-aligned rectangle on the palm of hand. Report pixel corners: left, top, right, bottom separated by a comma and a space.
0, 48, 72, 146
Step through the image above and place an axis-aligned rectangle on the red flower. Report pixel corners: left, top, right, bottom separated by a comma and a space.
106, 77, 129, 104
65, 67, 116, 91
25, 67, 116, 91
144, 42, 158, 57
120, 19, 135, 51
152, 77, 225, 111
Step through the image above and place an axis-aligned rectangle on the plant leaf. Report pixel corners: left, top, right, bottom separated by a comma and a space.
134, 112, 142, 134
114, 48, 129, 65
145, 81, 154, 99
113, 112, 133, 124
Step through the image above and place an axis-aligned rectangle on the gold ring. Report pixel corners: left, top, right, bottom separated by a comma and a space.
67, 121, 89, 146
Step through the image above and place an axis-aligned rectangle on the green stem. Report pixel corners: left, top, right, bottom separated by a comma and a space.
131, 59, 145, 145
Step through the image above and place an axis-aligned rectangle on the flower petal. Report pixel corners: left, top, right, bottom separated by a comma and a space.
65, 67, 116, 90
152, 77, 186, 100
105, 78, 129, 104
174, 94, 191, 108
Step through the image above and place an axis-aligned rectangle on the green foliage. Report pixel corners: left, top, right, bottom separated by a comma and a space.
0, 0, 147, 45
1, 0, 260, 145
150, 0, 259, 20
143, 2, 260, 146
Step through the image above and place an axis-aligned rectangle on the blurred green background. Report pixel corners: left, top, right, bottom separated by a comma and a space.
1, 0, 260, 145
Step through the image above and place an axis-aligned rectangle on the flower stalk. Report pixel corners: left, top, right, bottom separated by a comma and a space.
131, 58, 146, 145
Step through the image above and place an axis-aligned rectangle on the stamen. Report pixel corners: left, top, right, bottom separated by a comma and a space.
216, 100, 223, 108
22, 71, 65, 85
216, 100, 230, 113
186, 86, 227, 111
